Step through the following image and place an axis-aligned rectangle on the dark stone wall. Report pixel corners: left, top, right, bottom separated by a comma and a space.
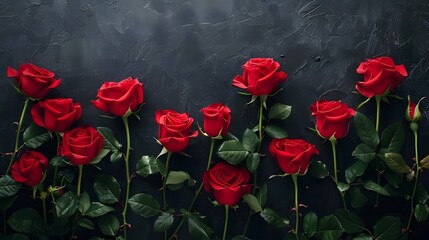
1, 0, 428, 239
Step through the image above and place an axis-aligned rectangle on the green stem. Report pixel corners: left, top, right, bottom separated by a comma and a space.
53, 132, 62, 187
121, 116, 132, 240
374, 96, 382, 208
406, 127, 420, 234
162, 152, 172, 211
222, 205, 230, 240
5, 97, 30, 175
257, 97, 264, 152
292, 174, 299, 240
42, 197, 47, 223
330, 140, 347, 209
77, 165, 83, 197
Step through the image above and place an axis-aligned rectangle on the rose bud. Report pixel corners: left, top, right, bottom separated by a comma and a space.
7, 63, 61, 99
11, 150, 49, 187
201, 103, 231, 138
406, 96, 424, 123
203, 162, 251, 206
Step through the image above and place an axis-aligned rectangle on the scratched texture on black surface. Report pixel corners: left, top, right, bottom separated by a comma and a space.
1, 0, 429, 239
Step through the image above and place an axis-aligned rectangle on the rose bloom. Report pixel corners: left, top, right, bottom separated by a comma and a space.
203, 162, 251, 206
11, 150, 49, 187
31, 98, 82, 132
310, 100, 356, 140
232, 58, 288, 96
269, 138, 319, 175
7, 63, 61, 99
60, 126, 104, 165
92, 77, 144, 117
356, 57, 407, 98
201, 103, 231, 138
155, 110, 198, 153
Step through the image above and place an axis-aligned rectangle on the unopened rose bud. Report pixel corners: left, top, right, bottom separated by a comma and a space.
406, 96, 424, 123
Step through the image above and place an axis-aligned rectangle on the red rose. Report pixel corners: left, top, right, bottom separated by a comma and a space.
11, 150, 49, 187
7, 63, 61, 99
232, 58, 288, 96
406, 96, 423, 123
60, 126, 104, 165
269, 138, 319, 175
201, 103, 231, 138
356, 57, 407, 98
155, 110, 198, 153
31, 98, 82, 132
310, 100, 356, 139
202, 162, 251, 206
92, 77, 144, 117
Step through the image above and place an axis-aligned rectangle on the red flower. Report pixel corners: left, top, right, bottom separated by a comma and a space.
269, 138, 319, 175
406, 96, 424, 123
11, 150, 49, 187
156, 110, 198, 153
356, 57, 407, 98
310, 100, 356, 140
203, 162, 251, 206
7, 63, 61, 99
232, 58, 287, 96
201, 103, 231, 138
60, 126, 104, 165
31, 98, 82, 132
92, 77, 144, 117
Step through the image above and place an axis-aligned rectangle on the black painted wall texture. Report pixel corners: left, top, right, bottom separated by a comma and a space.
1, 0, 429, 239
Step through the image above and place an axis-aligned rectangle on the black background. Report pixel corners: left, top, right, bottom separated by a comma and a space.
1, 0, 429, 239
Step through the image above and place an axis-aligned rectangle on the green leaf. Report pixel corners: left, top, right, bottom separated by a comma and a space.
303, 212, 318, 239
98, 214, 119, 237
363, 181, 390, 196
154, 212, 174, 232
50, 156, 68, 167
109, 151, 123, 162
136, 155, 159, 177
23, 123, 51, 149
97, 127, 122, 151
257, 184, 267, 207
0, 196, 17, 211
90, 148, 110, 164
85, 202, 114, 217
157, 159, 167, 177
94, 174, 121, 204
7, 208, 46, 235
308, 161, 329, 179
216, 140, 249, 165
384, 170, 403, 188
380, 122, 405, 153
334, 209, 364, 233
268, 103, 292, 120
416, 184, 429, 204
352, 233, 372, 240
260, 208, 288, 228
414, 204, 429, 222
184, 211, 214, 240
345, 161, 368, 184
128, 193, 161, 218
354, 112, 379, 148
246, 153, 260, 173
373, 216, 401, 240
420, 154, 429, 169
242, 128, 259, 153
166, 171, 191, 185
349, 187, 368, 208
3, 234, 29, 240
0, 175, 21, 198
243, 194, 262, 212
265, 125, 288, 139
382, 153, 411, 174
47, 217, 70, 237
352, 144, 376, 163
337, 183, 350, 192
78, 192, 90, 213
78, 218, 94, 230
315, 214, 344, 240
56, 191, 78, 218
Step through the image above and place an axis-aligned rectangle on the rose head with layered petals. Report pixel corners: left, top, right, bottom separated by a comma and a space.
156, 110, 198, 153
202, 162, 251, 206
7, 63, 61, 99
31, 98, 82, 132
201, 103, 231, 138
269, 138, 319, 175
232, 58, 288, 96
11, 150, 49, 187
60, 126, 104, 165
92, 77, 144, 117
310, 100, 356, 140
356, 57, 408, 98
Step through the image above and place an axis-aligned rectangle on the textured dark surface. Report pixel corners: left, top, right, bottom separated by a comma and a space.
1, 0, 429, 239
